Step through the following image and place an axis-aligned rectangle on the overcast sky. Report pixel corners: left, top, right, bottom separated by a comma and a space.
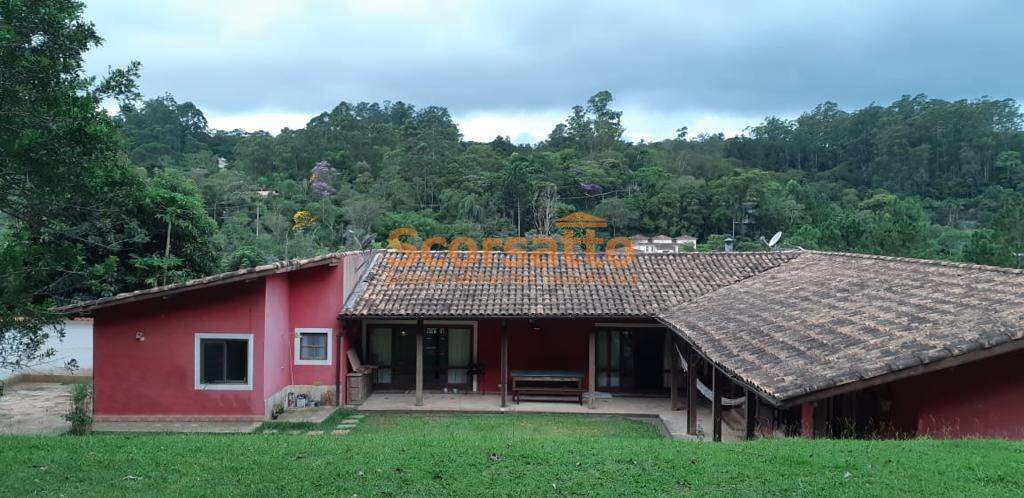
83, 0, 1024, 143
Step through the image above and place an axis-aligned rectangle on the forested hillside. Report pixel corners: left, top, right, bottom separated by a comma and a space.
5, 2, 1024, 315
3, 1, 1022, 368
120, 91, 1024, 274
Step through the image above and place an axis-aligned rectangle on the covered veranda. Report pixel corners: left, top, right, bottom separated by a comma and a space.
337, 250, 788, 442
342, 316, 761, 442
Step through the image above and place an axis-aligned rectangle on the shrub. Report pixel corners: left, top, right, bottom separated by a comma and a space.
64, 383, 94, 435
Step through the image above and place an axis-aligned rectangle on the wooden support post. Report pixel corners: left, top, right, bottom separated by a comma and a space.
801, 402, 814, 438
686, 350, 698, 436
500, 320, 509, 408
588, 329, 596, 393
339, 321, 348, 405
668, 333, 679, 411
415, 320, 424, 407
587, 328, 596, 408
745, 389, 757, 440
337, 323, 348, 406
712, 368, 723, 442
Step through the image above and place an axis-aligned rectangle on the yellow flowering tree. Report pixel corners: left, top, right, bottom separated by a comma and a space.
292, 210, 316, 231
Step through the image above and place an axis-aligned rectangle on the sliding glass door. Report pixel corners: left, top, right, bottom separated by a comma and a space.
596, 327, 668, 392
446, 328, 472, 385
366, 324, 472, 390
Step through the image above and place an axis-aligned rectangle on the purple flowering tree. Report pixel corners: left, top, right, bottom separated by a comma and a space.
309, 160, 338, 198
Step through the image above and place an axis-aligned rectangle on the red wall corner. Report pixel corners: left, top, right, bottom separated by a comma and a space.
801, 403, 815, 438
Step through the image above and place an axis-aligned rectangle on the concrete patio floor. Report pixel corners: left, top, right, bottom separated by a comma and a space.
357, 392, 743, 441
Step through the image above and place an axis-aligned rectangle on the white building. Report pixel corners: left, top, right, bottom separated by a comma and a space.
630, 234, 698, 253
0, 318, 92, 381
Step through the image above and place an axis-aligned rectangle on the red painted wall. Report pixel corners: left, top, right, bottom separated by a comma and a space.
91, 260, 349, 419
888, 348, 1024, 439
474, 319, 664, 393
92, 280, 267, 418
263, 274, 291, 403
287, 262, 345, 387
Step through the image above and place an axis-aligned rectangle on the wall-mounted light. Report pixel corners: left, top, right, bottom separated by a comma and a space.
529, 319, 541, 332
135, 331, 145, 342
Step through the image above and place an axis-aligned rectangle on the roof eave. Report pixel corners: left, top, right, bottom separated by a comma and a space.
775, 337, 1024, 409
655, 315, 786, 408
60, 255, 343, 315
339, 313, 661, 321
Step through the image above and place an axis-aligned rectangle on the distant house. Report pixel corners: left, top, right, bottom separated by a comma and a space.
629, 234, 649, 249
631, 234, 697, 253
675, 235, 697, 248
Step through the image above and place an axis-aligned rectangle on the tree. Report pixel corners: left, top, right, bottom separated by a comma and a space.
119, 95, 216, 169
546, 91, 625, 154
855, 194, 935, 257
223, 246, 266, 271
0, 0, 145, 368
995, 151, 1024, 188
0, 232, 66, 371
961, 229, 1008, 267
593, 197, 637, 236
133, 170, 222, 286
531, 183, 560, 235
0, 1, 222, 369
587, 90, 624, 149
498, 155, 541, 235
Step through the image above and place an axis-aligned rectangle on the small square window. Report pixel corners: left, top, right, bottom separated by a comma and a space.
195, 333, 252, 391
294, 328, 332, 365
300, 333, 328, 360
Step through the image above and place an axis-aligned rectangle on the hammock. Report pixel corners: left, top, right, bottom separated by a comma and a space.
673, 342, 746, 407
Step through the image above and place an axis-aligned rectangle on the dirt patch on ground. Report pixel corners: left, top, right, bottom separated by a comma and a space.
0, 382, 72, 435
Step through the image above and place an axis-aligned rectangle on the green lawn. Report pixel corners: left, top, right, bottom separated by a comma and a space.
2, 412, 1023, 496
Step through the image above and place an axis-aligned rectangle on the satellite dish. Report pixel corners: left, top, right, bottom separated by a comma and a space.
767, 231, 782, 248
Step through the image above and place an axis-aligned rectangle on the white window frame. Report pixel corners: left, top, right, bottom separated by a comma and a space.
194, 333, 254, 391
294, 328, 333, 366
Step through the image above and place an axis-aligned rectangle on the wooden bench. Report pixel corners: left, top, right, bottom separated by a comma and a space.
510, 370, 585, 404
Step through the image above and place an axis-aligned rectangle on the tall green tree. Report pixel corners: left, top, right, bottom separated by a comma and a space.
0, 0, 218, 368
1, 0, 139, 368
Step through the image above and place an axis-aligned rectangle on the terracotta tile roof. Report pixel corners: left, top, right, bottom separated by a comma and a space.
60, 251, 358, 314
340, 251, 799, 318
65, 245, 1024, 403
658, 251, 1024, 405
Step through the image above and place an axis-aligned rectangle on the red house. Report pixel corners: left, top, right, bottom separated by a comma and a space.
62, 249, 1024, 440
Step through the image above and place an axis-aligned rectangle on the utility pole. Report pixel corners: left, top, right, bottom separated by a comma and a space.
164, 217, 172, 259
247, 188, 276, 238
163, 214, 173, 286
516, 199, 521, 237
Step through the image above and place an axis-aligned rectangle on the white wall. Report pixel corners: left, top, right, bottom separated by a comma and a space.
1, 319, 93, 380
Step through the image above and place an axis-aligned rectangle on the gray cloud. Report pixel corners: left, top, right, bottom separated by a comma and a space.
84, 0, 1024, 131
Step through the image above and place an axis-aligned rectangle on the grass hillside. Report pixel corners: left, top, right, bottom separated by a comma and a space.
2, 413, 1023, 496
